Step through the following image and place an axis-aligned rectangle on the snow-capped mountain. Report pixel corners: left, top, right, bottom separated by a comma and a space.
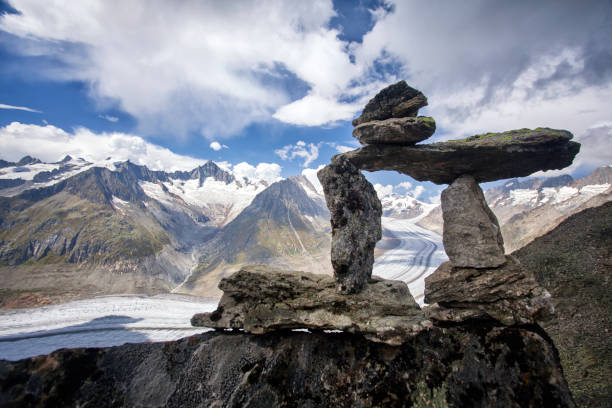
0, 154, 442, 304
417, 166, 612, 252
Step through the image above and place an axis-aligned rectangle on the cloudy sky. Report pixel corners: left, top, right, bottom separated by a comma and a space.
0, 0, 610, 200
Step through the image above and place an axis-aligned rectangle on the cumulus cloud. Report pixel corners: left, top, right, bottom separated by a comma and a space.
356, 1, 612, 140
275, 140, 319, 167
0, 103, 41, 113
334, 144, 354, 154
396, 181, 412, 191
411, 185, 425, 199
0, 0, 366, 137
0, 121, 206, 171
374, 183, 393, 198
0, 122, 282, 180
209, 141, 228, 151
232, 161, 282, 184
1, 0, 610, 164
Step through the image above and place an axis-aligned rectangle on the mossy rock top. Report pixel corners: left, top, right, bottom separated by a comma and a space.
339, 127, 580, 184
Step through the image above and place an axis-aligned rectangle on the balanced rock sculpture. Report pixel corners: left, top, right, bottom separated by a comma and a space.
192, 80, 580, 343
318, 80, 579, 326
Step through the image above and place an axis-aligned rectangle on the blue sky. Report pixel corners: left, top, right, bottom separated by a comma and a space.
1, 0, 611, 201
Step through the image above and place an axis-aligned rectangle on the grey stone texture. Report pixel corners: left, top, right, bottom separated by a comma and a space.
317, 155, 382, 293
441, 175, 506, 268
340, 128, 580, 184
191, 265, 429, 345
352, 80, 428, 126
352, 116, 435, 146
424, 256, 553, 326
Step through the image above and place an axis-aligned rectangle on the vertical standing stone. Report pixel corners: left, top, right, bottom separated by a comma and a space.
318, 156, 382, 294
441, 175, 506, 268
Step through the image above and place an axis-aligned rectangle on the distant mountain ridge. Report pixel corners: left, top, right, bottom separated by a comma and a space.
417, 165, 612, 252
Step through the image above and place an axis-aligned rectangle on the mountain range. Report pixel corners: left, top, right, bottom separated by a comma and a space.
0, 154, 610, 306
418, 166, 612, 252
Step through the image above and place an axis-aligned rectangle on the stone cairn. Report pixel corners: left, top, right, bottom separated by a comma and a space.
192, 81, 580, 344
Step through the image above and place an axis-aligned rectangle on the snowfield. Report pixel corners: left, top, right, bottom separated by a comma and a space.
374, 217, 448, 305
0, 294, 218, 361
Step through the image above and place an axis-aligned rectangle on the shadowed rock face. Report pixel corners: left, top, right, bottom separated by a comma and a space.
352, 116, 436, 146
317, 156, 382, 293
424, 256, 553, 326
341, 128, 580, 184
441, 175, 506, 268
0, 326, 575, 407
191, 265, 429, 345
352, 80, 428, 126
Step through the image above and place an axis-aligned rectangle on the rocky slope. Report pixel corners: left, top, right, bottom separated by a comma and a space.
514, 201, 612, 407
418, 165, 612, 252
0, 157, 266, 305
0, 323, 574, 407
181, 176, 333, 298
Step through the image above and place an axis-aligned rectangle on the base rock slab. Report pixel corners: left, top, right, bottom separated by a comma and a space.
191, 265, 428, 346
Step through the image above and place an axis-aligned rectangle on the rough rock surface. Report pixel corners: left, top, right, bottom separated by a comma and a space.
341, 128, 580, 184
441, 175, 506, 268
424, 256, 553, 326
352, 116, 435, 146
191, 265, 428, 345
317, 156, 382, 293
514, 202, 612, 408
0, 324, 575, 407
352, 80, 427, 126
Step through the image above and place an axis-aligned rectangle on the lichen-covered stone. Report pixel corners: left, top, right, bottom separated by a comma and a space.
352, 80, 428, 126
424, 256, 553, 325
191, 265, 429, 345
317, 156, 382, 293
352, 116, 435, 146
441, 175, 506, 268
341, 128, 580, 184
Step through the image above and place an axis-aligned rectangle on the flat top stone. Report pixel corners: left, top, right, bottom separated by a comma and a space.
341, 127, 580, 184
352, 80, 427, 126
192, 265, 429, 345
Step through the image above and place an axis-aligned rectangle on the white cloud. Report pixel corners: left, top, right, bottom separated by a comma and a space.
273, 94, 360, 126
98, 114, 118, 122
411, 185, 425, 199
0, 0, 366, 136
0, 103, 41, 113
1, 0, 610, 154
233, 161, 282, 184
209, 141, 228, 151
334, 144, 354, 154
301, 165, 325, 194
0, 121, 207, 171
275, 140, 319, 167
396, 181, 412, 191
374, 183, 393, 198
355, 1, 612, 142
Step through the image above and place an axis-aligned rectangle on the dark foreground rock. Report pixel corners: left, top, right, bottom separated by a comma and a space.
441, 175, 506, 268
318, 156, 382, 293
352, 80, 427, 126
191, 265, 428, 345
341, 128, 580, 184
0, 323, 574, 407
424, 256, 553, 326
